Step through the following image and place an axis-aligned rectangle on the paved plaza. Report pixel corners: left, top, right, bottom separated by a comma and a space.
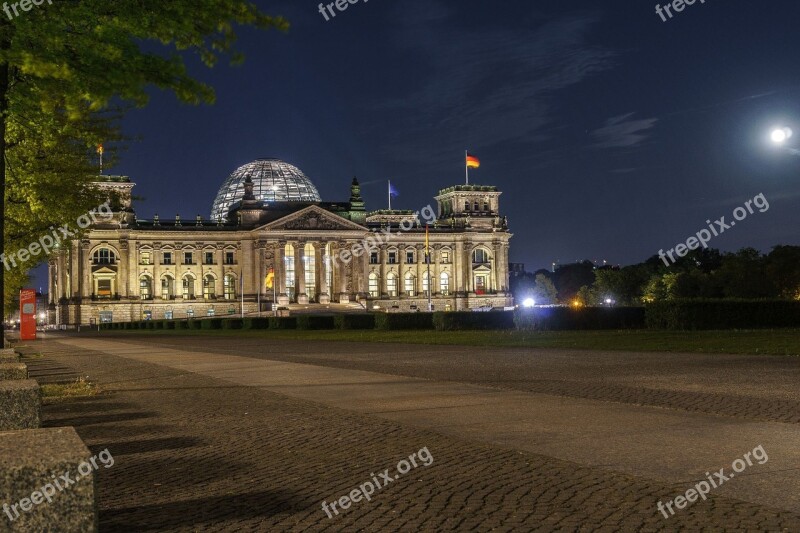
18, 333, 800, 531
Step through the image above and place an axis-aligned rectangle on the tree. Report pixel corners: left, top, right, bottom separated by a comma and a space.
553, 261, 595, 303
531, 273, 558, 304
0, 2, 288, 321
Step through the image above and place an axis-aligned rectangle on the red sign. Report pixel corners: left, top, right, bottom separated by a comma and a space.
19, 289, 36, 341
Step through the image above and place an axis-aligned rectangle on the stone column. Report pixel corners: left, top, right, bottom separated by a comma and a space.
80, 240, 92, 298
119, 240, 129, 298
295, 241, 307, 304
337, 241, 350, 303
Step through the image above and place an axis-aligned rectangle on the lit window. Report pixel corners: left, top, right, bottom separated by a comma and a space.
441, 251, 450, 264
93, 248, 116, 265
368, 273, 379, 298
405, 273, 416, 296
140, 251, 151, 265
440, 272, 450, 296
203, 275, 215, 299
387, 273, 398, 297
140, 277, 152, 300
223, 274, 236, 300
472, 249, 489, 264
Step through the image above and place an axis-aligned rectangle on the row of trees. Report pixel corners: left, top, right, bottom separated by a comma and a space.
511, 246, 800, 306
1, 0, 288, 316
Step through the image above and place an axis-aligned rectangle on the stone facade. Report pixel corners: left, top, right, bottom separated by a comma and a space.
49, 165, 513, 325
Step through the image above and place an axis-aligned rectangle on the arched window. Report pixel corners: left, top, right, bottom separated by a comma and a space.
182, 274, 196, 300
223, 274, 236, 300
422, 271, 431, 296
93, 248, 116, 265
440, 272, 450, 296
139, 276, 152, 300
404, 272, 416, 297
368, 273, 379, 298
473, 202, 480, 212
161, 275, 175, 300
386, 272, 398, 297
203, 275, 215, 299
464, 201, 470, 211
472, 248, 490, 264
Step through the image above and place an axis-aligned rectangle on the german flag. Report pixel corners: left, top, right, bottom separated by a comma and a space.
265, 268, 275, 290
466, 153, 480, 169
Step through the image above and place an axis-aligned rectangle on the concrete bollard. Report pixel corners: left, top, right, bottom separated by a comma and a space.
0, 427, 97, 531
0, 381, 40, 431
0, 364, 27, 381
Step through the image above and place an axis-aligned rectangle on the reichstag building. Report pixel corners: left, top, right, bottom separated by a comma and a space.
49, 159, 513, 325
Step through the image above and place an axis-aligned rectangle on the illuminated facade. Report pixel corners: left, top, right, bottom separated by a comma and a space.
49, 159, 513, 325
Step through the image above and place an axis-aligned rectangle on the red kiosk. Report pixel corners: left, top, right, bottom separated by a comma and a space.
19, 289, 36, 341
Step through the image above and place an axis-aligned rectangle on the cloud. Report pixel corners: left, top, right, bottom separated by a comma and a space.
591, 113, 658, 149
365, 2, 615, 167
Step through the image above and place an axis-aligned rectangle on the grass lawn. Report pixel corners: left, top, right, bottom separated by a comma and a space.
98, 327, 800, 356
41, 377, 101, 404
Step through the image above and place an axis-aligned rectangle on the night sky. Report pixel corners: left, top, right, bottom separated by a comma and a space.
32, 0, 800, 288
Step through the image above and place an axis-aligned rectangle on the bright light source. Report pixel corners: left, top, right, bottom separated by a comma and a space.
522, 298, 535, 308
771, 127, 792, 144
605, 298, 612, 304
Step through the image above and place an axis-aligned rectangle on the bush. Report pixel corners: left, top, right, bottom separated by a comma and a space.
145, 321, 157, 330
269, 317, 297, 330
201, 318, 223, 330
433, 311, 515, 331
189, 319, 203, 330
222, 318, 244, 330
163, 321, 176, 330
176, 321, 190, 330
374, 313, 434, 330
514, 307, 646, 331
297, 315, 335, 330
645, 299, 800, 330
244, 317, 270, 330
334, 314, 376, 330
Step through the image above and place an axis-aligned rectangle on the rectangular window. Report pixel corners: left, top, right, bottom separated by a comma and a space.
184, 252, 193, 265
388, 252, 397, 264
225, 251, 235, 265
97, 279, 112, 298
140, 251, 151, 265
204, 252, 214, 265
369, 252, 379, 265
406, 251, 415, 264
163, 252, 172, 265
441, 251, 450, 264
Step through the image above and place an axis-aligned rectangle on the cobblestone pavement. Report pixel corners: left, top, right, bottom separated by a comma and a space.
98, 335, 800, 424
19, 335, 800, 532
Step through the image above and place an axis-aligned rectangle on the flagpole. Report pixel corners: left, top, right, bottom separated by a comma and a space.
240, 269, 244, 318
465, 150, 469, 185
388, 179, 392, 210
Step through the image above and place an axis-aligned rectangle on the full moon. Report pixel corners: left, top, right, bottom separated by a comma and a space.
771, 127, 793, 144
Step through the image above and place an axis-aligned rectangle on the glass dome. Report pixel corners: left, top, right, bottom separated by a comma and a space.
210, 159, 322, 221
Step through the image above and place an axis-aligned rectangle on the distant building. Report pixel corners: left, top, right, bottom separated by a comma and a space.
509, 263, 527, 278
49, 159, 514, 324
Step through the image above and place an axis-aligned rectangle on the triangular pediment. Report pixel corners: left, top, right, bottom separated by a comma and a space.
258, 206, 367, 232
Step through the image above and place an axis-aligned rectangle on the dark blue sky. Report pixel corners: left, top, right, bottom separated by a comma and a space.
39, 0, 799, 288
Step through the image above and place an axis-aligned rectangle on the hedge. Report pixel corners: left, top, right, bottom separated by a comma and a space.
297, 315, 336, 330
244, 317, 270, 330
374, 312, 434, 330
189, 319, 203, 330
334, 314, 376, 330
201, 318, 224, 330
515, 307, 646, 331
433, 311, 515, 331
269, 317, 297, 330
222, 318, 244, 330
175, 321, 190, 330
645, 300, 800, 330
